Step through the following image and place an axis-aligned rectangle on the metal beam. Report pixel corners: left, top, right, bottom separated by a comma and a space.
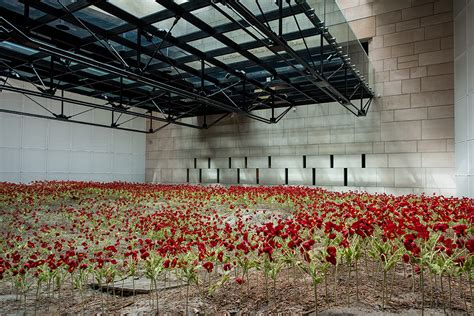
0, 17, 274, 123
224, 0, 371, 116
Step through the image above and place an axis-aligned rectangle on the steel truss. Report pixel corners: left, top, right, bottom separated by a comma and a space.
0, 0, 373, 134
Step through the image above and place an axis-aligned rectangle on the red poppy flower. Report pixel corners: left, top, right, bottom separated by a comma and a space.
327, 246, 337, 257
223, 263, 232, 271
326, 255, 336, 266
466, 238, 474, 253
235, 277, 245, 285
203, 261, 213, 273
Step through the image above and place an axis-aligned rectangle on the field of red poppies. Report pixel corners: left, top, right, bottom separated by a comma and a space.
0, 181, 472, 315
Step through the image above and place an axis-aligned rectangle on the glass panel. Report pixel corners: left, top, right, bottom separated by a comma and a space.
0, 41, 39, 55
224, 29, 256, 45
111, 77, 135, 85
191, 6, 229, 28
74, 86, 94, 92
75, 6, 127, 30
0, 0, 45, 18
187, 37, 226, 52
152, 17, 200, 38
47, 20, 91, 38
82, 67, 108, 77
307, 0, 374, 91
109, 0, 165, 18
41, 0, 76, 9
121, 30, 139, 43
108, 41, 130, 54
138, 85, 155, 92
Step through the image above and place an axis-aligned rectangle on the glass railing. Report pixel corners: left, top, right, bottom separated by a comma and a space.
307, 0, 375, 91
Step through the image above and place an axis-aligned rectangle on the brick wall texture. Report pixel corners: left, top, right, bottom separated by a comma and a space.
146, 0, 456, 196
454, 0, 474, 197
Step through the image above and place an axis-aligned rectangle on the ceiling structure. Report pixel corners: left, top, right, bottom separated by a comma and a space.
0, 0, 374, 133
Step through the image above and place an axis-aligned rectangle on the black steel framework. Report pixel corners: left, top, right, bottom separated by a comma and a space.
0, 0, 374, 133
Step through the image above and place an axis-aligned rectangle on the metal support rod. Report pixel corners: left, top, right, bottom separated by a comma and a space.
49, 56, 54, 91
242, 79, 246, 110
120, 75, 123, 107
344, 66, 348, 96
150, 99, 166, 117
137, 28, 141, 69
295, 0, 373, 96
207, 113, 230, 128
60, 89, 64, 116
56, 0, 129, 69
271, 94, 275, 121
0, 17, 273, 122
0, 108, 148, 133
31, 63, 47, 91
225, 2, 354, 109
2, 81, 56, 116
0, 84, 202, 129
208, 80, 242, 97
327, 63, 344, 80
24, 0, 30, 33
210, 2, 319, 104
320, 32, 324, 76
149, 111, 153, 133
201, 59, 205, 93
275, 105, 293, 122
142, 15, 180, 73
278, 0, 283, 37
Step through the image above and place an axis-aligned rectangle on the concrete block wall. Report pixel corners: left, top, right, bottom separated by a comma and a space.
146, 0, 456, 196
0, 79, 146, 183
454, 0, 474, 197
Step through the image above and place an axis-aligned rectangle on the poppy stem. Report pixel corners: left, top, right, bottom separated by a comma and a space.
247, 270, 250, 297
429, 272, 433, 308
273, 276, 276, 304
364, 248, 369, 279
80, 280, 85, 316
313, 280, 318, 316
448, 273, 452, 310
420, 267, 424, 316
461, 274, 467, 312
58, 278, 61, 315
324, 272, 328, 304
355, 259, 359, 303
388, 268, 395, 303
265, 274, 268, 302
469, 273, 472, 314
382, 270, 386, 311
154, 278, 160, 315
440, 273, 446, 314
334, 264, 338, 306
35, 280, 40, 316
132, 275, 136, 304
347, 263, 351, 306
185, 283, 189, 316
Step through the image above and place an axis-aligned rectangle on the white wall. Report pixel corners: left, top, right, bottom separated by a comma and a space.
454, 0, 474, 197
0, 80, 146, 183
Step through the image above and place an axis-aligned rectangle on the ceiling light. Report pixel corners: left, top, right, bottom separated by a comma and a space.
55, 22, 70, 31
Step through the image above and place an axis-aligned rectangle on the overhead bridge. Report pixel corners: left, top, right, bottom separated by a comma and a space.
0, 0, 374, 133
